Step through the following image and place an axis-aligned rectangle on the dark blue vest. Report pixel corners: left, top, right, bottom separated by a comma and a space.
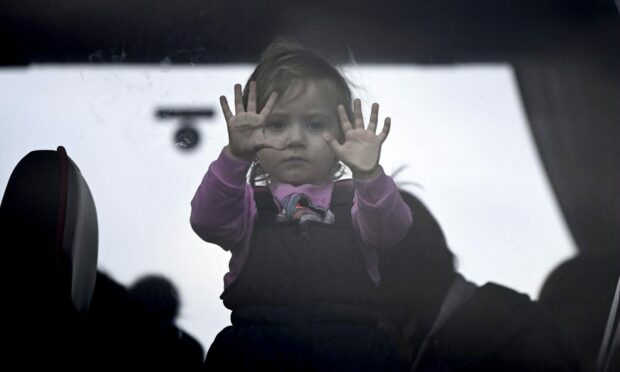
221, 179, 379, 325
206, 180, 404, 371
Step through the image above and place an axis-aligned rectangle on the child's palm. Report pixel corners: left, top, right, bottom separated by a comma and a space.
220, 82, 284, 160
227, 112, 269, 157
324, 100, 391, 178
337, 128, 383, 172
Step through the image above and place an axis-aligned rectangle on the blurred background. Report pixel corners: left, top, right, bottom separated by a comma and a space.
1, 0, 619, 364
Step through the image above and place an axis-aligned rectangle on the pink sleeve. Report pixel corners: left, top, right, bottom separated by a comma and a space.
190, 148, 257, 252
351, 166, 413, 250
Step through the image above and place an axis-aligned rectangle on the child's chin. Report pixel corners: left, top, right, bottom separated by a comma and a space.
275, 169, 327, 186
279, 174, 312, 186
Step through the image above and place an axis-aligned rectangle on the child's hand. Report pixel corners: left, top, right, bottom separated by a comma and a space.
220, 81, 285, 161
323, 99, 391, 180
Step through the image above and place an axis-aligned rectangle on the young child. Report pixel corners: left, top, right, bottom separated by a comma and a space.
190, 38, 412, 370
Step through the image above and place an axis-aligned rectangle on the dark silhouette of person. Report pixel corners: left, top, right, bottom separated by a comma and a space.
539, 253, 620, 372
378, 190, 580, 372
129, 274, 205, 370
1, 147, 203, 369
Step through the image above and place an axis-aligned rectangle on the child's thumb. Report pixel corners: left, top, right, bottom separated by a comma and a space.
322, 132, 341, 153
259, 138, 286, 151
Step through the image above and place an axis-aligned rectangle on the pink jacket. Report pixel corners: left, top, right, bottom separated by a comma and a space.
191, 148, 413, 288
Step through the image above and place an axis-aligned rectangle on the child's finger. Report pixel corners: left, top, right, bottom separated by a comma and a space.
322, 132, 343, 156
220, 96, 233, 123
368, 103, 379, 133
337, 105, 353, 133
255, 137, 286, 151
260, 92, 279, 118
247, 81, 257, 113
234, 84, 244, 114
378, 117, 391, 143
354, 99, 364, 130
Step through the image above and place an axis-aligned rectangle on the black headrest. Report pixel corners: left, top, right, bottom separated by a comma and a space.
0, 146, 98, 312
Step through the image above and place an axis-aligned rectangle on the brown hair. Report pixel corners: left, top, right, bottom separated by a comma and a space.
242, 37, 354, 186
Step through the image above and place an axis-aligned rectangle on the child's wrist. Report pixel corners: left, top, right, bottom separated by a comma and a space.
224, 145, 254, 162
352, 166, 381, 181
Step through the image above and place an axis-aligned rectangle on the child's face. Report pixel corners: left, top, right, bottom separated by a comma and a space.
257, 79, 342, 186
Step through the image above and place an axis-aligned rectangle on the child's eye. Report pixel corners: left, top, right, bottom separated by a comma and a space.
306, 122, 325, 131
267, 121, 286, 130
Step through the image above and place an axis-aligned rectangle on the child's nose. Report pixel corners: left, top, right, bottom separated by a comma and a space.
285, 123, 305, 146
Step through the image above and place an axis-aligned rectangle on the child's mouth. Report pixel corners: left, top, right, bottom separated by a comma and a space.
283, 156, 307, 163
